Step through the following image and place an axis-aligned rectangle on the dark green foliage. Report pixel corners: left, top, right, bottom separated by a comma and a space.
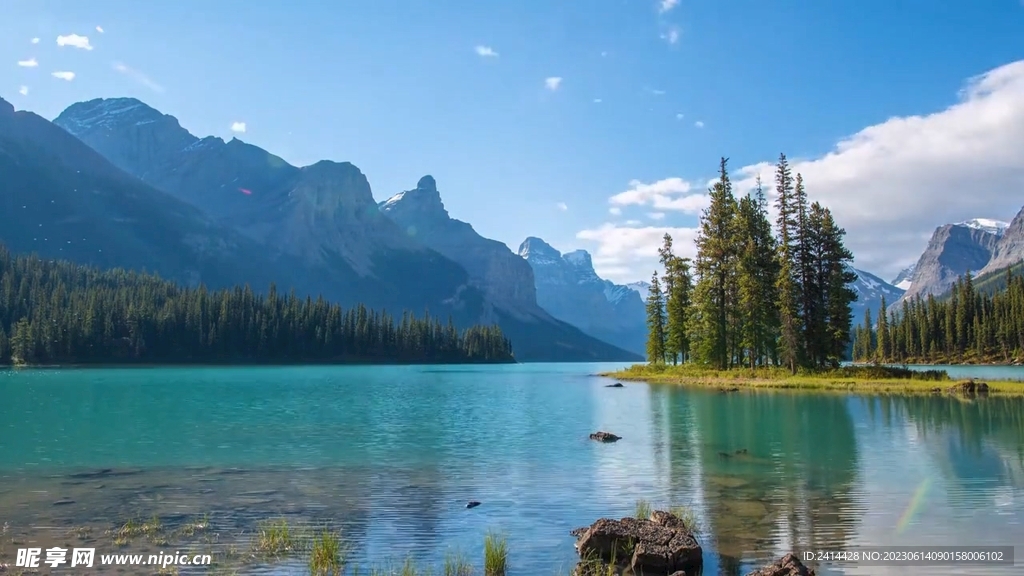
0, 245, 514, 366
646, 154, 858, 372
645, 272, 667, 363
854, 267, 1024, 364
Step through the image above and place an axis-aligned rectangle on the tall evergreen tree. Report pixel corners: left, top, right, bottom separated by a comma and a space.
645, 272, 667, 363
736, 176, 780, 367
773, 154, 802, 373
659, 234, 693, 365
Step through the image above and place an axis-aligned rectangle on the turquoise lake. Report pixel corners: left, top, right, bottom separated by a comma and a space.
1, 363, 1022, 575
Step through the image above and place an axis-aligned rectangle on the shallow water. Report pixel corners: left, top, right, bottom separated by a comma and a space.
1, 363, 1022, 575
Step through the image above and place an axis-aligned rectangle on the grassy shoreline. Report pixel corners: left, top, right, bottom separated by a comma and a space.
600, 364, 1024, 395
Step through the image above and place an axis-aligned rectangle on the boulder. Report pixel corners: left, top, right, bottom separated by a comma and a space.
571, 512, 702, 575
948, 380, 990, 396
744, 553, 815, 576
589, 431, 622, 443
606, 382, 625, 388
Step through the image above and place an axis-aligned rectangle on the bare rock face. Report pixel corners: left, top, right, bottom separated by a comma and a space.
379, 176, 539, 312
980, 206, 1024, 275
589, 431, 621, 442
571, 512, 702, 575
897, 223, 1001, 304
744, 553, 815, 576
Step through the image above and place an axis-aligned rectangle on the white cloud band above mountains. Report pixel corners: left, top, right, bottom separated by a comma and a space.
578, 59, 1024, 283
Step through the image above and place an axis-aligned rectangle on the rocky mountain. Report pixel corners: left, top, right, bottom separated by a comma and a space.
52, 97, 637, 361
895, 221, 1004, 305
0, 96, 322, 294
850, 268, 904, 322
626, 281, 651, 302
891, 265, 915, 291
519, 237, 647, 356
379, 178, 638, 361
978, 208, 1024, 276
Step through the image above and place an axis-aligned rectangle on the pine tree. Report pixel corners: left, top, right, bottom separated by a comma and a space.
815, 204, 858, 366
736, 176, 780, 367
774, 154, 802, 372
692, 158, 739, 369
645, 272, 667, 363
659, 234, 693, 365
876, 296, 889, 363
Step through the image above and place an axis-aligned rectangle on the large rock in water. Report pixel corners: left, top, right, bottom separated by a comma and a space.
744, 553, 816, 576
571, 511, 702, 575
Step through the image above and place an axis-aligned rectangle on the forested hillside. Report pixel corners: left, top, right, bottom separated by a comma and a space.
0, 245, 514, 366
853, 268, 1024, 365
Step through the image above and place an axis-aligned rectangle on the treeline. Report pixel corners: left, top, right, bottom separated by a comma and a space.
853, 269, 1024, 364
645, 156, 858, 371
0, 245, 514, 365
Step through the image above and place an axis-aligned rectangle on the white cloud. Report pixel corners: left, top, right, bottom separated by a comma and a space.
30, 37, 40, 44
694, 120, 704, 128
676, 113, 684, 120
609, 207, 622, 216
545, 76, 563, 91
661, 27, 680, 44
650, 88, 666, 96
18, 86, 28, 96
658, 0, 680, 13
593, 98, 603, 103
556, 202, 568, 211
474, 45, 498, 57
609, 177, 711, 214
577, 223, 699, 282
17, 58, 38, 67
648, 212, 666, 220
112, 62, 165, 93
51, 71, 76, 81
726, 59, 1024, 280
625, 219, 643, 225
96, 26, 105, 33
56, 34, 93, 50
231, 121, 247, 133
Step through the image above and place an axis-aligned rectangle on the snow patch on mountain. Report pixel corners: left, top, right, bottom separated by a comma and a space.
957, 218, 1010, 236
626, 281, 651, 302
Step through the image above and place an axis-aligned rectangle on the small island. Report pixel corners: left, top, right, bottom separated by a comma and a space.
603, 156, 1024, 395
0, 246, 515, 366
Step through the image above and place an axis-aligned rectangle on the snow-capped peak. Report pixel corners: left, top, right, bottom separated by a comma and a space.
891, 263, 916, 290
957, 218, 1010, 236
626, 281, 651, 301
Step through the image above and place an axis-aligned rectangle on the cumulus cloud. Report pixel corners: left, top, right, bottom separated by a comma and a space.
30, 37, 40, 44
545, 76, 563, 91
17, 58, 38, 67
725, 60, 1024, 279
577, 223, 699, 282
694, 120, 704, 128
555, 202, 568, 211
112, 62, 164, 93
56, 34, 93, 50
609, 207, 622, 216
51, 71, 75, 81
231, 122, 247, 133
96, 26, 105, 33
18, 86, 28, 96
609, 177, 711, 214
676, 113, 684, 120
661, 27, 680, 44
658, 0, 680, 13
474, 45, 498, 57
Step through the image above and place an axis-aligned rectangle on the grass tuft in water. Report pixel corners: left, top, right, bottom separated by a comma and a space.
308, 528, 344, 576
483, 531, 508, 576
251, 518, 296, 557
668, 504, 703, 539
443, 550, 474, 576
633, 499, 652, 520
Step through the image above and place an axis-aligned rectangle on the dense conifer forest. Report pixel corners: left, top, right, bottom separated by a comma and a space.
0, 245, 514, 365
644, 155, 858, 371
853, 269, 1024, 365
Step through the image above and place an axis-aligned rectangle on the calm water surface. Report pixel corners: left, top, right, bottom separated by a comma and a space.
1, 363, 1022, 575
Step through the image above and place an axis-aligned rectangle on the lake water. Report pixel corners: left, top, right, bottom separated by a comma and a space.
1, 363, 1022, 575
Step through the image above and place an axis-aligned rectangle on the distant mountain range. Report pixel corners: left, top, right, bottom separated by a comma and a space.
893, 215, 1024, 307
0, 95, 641, 362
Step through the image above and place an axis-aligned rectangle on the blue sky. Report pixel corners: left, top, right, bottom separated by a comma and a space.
4, 0, 1024, 282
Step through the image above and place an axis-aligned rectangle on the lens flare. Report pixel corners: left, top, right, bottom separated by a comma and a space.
239, 188, 252, 195
896, 477, 931, 533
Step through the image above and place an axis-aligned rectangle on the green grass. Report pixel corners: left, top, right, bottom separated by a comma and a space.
668, 504, 703, 540
309, 529, 345, 576
483, 532, 508, 576
633, 499, 652, 520
251, 518, 296, 557
602, 363, 1024, 395
443, 551, 474, 576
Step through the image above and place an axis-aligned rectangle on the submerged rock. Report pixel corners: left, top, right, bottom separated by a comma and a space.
605, 382, 625, 388
744, 553, 815, 576
571, 511, 702, 575
589, 431, 622, 443
466, 501, 481, 509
